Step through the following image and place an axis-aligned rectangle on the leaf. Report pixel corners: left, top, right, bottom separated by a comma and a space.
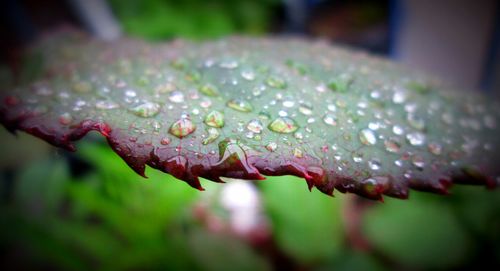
1, 29, 499, 200
362, 193, 472, 269
260, 176, 345, 263
187, 228, 271, 271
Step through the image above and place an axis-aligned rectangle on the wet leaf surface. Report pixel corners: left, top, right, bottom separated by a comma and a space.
1, 29, 499, 199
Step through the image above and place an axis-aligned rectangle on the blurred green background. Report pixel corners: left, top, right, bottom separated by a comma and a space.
1, 0, 499, 270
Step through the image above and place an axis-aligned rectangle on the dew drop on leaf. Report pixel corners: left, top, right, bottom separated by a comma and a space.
240, 68, 256, 81
227, 99, 253, 112
95, 100, 119, 110
352, 153, 363, 163
169, 91, 184, 103
407, 114, 426, 130
202, 127, 220, 145
411, 154, 425, 169
204, 110, 225, 128
129, 102, 161, 118
160, 137, 171, 145
406, 132, 426, 146
384, 139, 401, 153
125, 89, 137, 98
58, 112, 72, 125
428, 142, 442, 155
327, 74, 353, 92
293, 148, 303, 158
268, 117, 299, 134
393, 125, 404, 135
219, 59, 239, 69
199, 83, 219, 97
368, 159, 381, 170
359, 129, 377, 145
169, 116, 196, 138
298, 104, 313, 115
323, 113, 338, 126
265, 75, 287, 89
266, 142, 278, 152
246, 119, 264, 134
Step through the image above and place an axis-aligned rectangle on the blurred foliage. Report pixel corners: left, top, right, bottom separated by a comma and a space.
260, 176, 346, 264
108, 0, 279, 40
363, 187, 500, 270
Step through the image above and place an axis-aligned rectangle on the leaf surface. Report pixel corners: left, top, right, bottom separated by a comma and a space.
1, 30, 499, 199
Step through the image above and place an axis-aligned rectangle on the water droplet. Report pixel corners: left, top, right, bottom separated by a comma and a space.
268, 117, 299, 134
368, 122, 380, 130
203, 127, 220, 145
130, 102, 161, 117
370, 90, 381, 99
283, 100, 295, 108
294, 132, 304, 140
320, 145, 329, 152
72, 81, 92, 93
352, 153, 363, 163
327, 74, 353, 92
359, 129, 377, 145
384, 139, 401, 153
361, 177, 389, 196
169, 91, 184, 103
368, 159, 381, 170
125, 89, 137, 97
298, 104, 313, 115
406, 132, 425, 146
286, 59, 308, 75
392, 89, 407, 104
265, 75, 287, 89
160, 137, 171, 145
266, 142, 278, 152
407, 114, 425, 130
392, 125, 404, 135
323, 113, 338, 126
278, 110, 288, 117
200, 99, 212, 108
95, 100, 119, 110
411, 155, 425, 169
204, 110, 224, 128
169, 116, 196, 138
240, 68, 256, 81
155, 82, 176, 94
227, 99, 253, 112
247, 119, 264, 134
199, 83, 219, 97
219, 59, 239, 69
428, 142, 442, 155
293, 148, 303, 158
59, 112, 72, 125
152, 121, 162, 131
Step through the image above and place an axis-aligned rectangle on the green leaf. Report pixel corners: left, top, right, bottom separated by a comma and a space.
14, 158, 68, 216
188, 228, 271, 271
1, 29, 499, 200
260, 176, 345, 263
362, 193, 472, 269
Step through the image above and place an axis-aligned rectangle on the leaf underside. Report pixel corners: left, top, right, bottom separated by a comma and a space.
1, 29, 499, 200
